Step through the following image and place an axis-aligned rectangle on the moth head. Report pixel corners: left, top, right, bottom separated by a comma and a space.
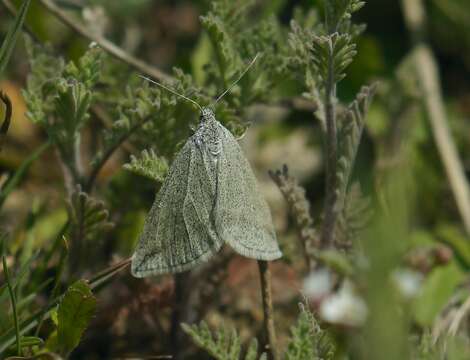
200, 107, 216, 123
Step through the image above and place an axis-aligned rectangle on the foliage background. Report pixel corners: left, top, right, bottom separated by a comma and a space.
0, 0, 470, 359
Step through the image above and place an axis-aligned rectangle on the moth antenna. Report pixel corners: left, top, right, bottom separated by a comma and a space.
214, 53, 260, 104
139, 75, 203, 112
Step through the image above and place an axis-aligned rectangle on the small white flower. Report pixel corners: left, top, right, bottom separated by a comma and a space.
303, 269, 334, 301
392, 269, 423, 299
319, 280, 368, 327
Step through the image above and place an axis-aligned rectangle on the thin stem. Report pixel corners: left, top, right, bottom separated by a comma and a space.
37, 0, 173, 83
401, 0, 470, 237
170, 272, 190, 360
2, 253, 21, 356
320, 39, 338, 249
257, 260, 278, 360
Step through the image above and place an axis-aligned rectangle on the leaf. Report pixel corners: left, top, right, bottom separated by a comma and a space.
413, 262, 465, 326
56, 280, 96, 356
123, 149, 169, 182
19, 335, 43, 348
0, 0, 32, 78
324, 0, 365, 33
285, 304, 335, 360
336, 83, 377, 211
335, 182, 372, 248
182, 321, 265, 360
311, 32, 357, 86
68, 186, 113, 242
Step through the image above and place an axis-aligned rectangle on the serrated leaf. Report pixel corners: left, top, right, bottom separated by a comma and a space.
123, 149, 168, 182
69, 186, 113, 242
182, 321, 265, 360
311, 33, 357, 87
335, 84, 377, 215
56, 280, 96, 356
285, 304, 335, 360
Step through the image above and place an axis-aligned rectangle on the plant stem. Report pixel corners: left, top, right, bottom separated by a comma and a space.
170, 272, 190, 360
257, 260, 278, 360
2, 254, 21, 356
400, 0, 470, 237
320, 39, 338, 249
37, 0, 173, 83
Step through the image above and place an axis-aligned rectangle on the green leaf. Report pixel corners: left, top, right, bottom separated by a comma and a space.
413, 262, 465, 326
123, 149, 169, 182
56, 280, 96, 356
324, 0, 365, 33
285, 304, 335, 360
19, 335, 43, 348
182, 321, 265, 360
311, 33, 357, 86
0, 0, 32, 78
68, 186, 113, 242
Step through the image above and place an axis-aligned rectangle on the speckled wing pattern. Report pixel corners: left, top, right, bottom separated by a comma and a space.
131, 137, 223, 277
215, 124, 282, 260
131, 108, 281, 277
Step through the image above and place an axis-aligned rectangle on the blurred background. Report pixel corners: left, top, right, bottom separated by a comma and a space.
1, 0, 470, 359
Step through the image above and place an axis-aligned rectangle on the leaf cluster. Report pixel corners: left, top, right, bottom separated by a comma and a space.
182, 321, 266, 360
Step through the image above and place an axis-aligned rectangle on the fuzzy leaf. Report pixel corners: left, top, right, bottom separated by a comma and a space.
324, 0, 365, 33
336, 84, 377, 212
123, 149, 168, 183
69, 186, 113, 242
311, 33, 357, 87
56, 280, 96, 356
182, 321, 265, 360
285, 305, 335, 360
336, 182, 372, 248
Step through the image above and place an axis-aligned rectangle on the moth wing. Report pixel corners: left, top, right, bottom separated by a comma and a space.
215, 125, 282, 260
131, 140, 222, 277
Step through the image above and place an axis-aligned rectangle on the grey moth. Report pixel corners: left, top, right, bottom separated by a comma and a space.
131, 60, 282, 277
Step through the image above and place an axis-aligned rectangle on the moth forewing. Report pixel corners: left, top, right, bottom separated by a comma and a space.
214, 124, 282, 260
131, 139, 223, 277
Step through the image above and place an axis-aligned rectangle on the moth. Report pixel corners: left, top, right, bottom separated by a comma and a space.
131, 55, 282, 277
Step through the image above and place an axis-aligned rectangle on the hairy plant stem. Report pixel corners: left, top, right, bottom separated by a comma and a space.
2, 252, 21, 356
258, 260, 278, 360
320, 40, 338, 249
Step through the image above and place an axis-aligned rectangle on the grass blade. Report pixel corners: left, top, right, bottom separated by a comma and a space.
1, 236, 21, 356
0, 0, 32, 77
0, 142, 50, 209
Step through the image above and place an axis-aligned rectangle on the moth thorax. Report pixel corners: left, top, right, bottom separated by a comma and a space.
200, 107, 216, 123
